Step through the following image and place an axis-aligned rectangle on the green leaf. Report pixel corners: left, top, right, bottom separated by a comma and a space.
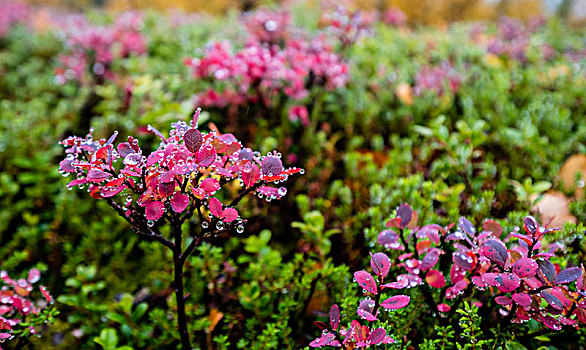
94, 328, 118, 350
505, 341, 528, 350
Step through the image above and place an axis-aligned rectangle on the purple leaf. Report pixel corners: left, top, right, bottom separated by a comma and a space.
59, 159, 76, 172
117, 142, 134, 157
381, 295, 410, 309
170, 192, 189, 213
555, 267, 582, 285
145, 201, 165, 221
524, 216, 539, 236
453, 252, 473, 271
537, 259, 557, 284
512, 258, 538, 278
354, 271, 377, 294
330, 305, 340, 331
458, 217, 476, 236
370, 252, 391, 278
420, 249, 440, 271
419, 225, 441, 244
396, 204, 413, 229
87, 169, 111, 183
184, 128, 202, 153
261, 155, 283, 176
367, 328, 386, 345
481, 239, 508, 266
541, 291, 564, 310
378, 230, 400, 248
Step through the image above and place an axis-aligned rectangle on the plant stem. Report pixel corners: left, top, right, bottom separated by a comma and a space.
172, 223, 191, 349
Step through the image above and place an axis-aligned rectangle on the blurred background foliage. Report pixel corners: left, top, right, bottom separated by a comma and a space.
1, 0, 586, 348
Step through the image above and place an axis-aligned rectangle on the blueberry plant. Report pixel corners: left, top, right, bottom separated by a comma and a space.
58, 108, 302, 348
376, 204, 585, 335
309, 252, 410, 348
0, 269, 56, 347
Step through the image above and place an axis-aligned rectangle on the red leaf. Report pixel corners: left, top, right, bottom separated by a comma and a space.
170, 192, 189, 213
209, 197, 223, 217
381, 295, 410, 309
482, 219, 503, 236
425, 270, 446, 288
146, 201, 165, 221
330, 304, 339, 331
40, 285, 52, 303
354, 271, 377, 294
313, 321, 328, 331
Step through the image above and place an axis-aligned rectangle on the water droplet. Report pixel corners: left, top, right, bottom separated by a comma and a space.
201, 221, 209, 229
147, 220, 154, 227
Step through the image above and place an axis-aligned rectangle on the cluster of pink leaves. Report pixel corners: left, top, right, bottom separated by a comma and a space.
320, 5, 375, 48
310, 253, 410, 348
242, 7, 291, 45
0, 269, 53, 345
58, 108, 302, 226
185, 7, 348, 125
378, 203, 586, 331
381, 7, 407, 28
0, 1, 30, 38
186, 37, 348, 111
55, 11, 146, 83
414, 62, 462, 96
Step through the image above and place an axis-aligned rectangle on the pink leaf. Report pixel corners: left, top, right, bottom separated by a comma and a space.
170, 192, 189, 213
357, 308, 377, 321
512, 293, 532, 307
40, 285, 52, 303
27, 269, 41, 284
370, 252, 391, 278
146, 152, 162, 167
59, 159, 76, 172
145, 201, 165, 221
381, 295, 410, 309
481, 239, 508, 266
495, 296, 513, 305
496, 273, 521, 293
101, 185, 127, 198
512, 258, 538, 278
209, 197, 223, 217
242, 163, 260, 187
200, 178, 220, 193
437, 303, 451, 312
196, 146, 216, 167
221, 208, 238, 222
354, 271, 377, 294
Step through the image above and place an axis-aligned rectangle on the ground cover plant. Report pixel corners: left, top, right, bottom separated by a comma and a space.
0, 0, 585, 349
